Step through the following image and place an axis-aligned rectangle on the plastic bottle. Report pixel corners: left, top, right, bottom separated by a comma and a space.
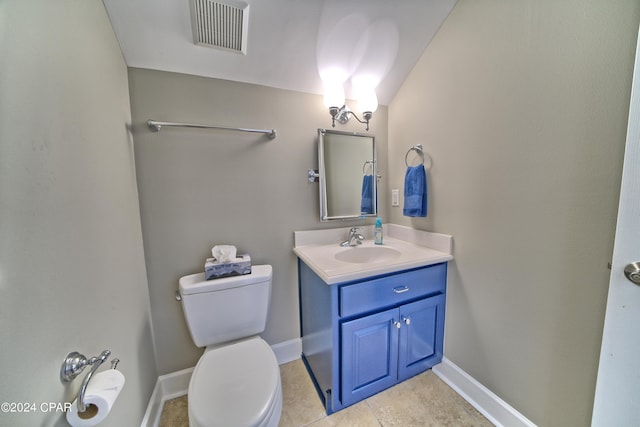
374, 217, 383, 245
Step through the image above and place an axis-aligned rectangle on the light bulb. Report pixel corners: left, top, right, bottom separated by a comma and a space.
323, 82, 345, 108
358, 88, 378, 113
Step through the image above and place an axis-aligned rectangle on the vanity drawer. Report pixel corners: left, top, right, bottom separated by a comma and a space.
339, 263, 446, 318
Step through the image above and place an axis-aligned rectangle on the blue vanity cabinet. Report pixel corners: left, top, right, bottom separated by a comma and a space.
397, 294, 446, 381
298, 259, 447, 414
341, 307, 399, 406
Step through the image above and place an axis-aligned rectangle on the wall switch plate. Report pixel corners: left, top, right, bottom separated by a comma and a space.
392, 189, 399, 206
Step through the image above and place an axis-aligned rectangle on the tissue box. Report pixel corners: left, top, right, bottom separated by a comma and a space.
205, 254, 252, 280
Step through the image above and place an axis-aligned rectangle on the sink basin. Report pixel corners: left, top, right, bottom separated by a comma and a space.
334, 246, 402, 264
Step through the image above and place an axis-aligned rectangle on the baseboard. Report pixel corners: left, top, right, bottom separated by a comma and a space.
271, 337, 302, 364
433, 357, 537, 427
139, 377, 162, 427
140, 338, 301, 427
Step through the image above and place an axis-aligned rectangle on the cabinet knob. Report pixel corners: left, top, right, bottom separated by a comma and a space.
393, 320, 402, 329
402, 316, 411, 325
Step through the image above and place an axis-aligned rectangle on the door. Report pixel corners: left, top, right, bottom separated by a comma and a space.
341, 308, 399, 406
398, 294, 446, 382
592, 23, 640, 426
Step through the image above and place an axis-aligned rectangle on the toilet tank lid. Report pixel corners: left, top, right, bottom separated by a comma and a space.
179, 265, 272, 296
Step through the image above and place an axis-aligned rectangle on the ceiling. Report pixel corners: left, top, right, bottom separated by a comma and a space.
102, 0, 457, 106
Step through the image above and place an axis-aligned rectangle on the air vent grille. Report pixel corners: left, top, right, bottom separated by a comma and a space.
190, 0, 248, 54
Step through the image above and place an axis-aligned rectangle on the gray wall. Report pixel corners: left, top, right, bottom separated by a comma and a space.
388, 0, 640, 426
128, 68, 388, 374
0, 1, 157, 426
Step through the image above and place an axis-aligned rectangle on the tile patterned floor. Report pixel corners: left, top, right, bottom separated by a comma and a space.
159, 359, 493, 427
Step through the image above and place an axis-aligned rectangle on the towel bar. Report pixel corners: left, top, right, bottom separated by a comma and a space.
147, 120, 276, 139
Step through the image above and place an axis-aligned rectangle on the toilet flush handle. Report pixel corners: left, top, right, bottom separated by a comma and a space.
175, 290, 182, 301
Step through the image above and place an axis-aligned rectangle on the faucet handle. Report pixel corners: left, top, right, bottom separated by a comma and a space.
341, 227, 363, 247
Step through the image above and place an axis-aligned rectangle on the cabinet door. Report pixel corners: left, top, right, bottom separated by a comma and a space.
341, 307, 399, 407
398, 294, 445, 382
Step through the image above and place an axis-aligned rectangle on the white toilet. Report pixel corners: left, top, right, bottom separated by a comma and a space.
178, 265, 282, 427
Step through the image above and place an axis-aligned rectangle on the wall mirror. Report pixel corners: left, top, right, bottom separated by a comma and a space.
318, 129, 377, 221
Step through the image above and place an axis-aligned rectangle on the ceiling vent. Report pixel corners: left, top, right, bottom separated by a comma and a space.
190, 0, 249, 54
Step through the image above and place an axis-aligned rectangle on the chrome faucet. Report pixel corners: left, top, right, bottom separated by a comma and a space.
341, 227, 364, 247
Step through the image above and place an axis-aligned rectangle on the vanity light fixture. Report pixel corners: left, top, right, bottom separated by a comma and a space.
324, 83, 378, 131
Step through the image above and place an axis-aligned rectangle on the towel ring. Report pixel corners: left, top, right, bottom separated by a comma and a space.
362, 160, 374, 175
405, 144, 425, 167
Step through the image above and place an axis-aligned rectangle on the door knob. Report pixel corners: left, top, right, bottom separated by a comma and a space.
623, 262, 640, 286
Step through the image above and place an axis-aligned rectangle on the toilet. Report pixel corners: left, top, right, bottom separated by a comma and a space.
178, 265, 282, 427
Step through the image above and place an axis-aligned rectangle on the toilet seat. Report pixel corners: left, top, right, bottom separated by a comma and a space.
188, 337, 281, 427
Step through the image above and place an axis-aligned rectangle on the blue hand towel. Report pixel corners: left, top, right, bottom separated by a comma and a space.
361, 174, 374, 214
403, 165, 427, 217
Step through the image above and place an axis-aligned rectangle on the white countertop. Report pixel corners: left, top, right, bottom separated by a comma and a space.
293, 224, 453, 285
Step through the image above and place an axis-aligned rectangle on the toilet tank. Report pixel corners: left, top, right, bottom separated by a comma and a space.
179, 265, 272, 348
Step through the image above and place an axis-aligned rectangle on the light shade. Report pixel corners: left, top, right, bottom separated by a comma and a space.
323, 82, 345, 108
358, 87, 378, 113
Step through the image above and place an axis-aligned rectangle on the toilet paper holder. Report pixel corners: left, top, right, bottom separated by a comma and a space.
60, 350, 120, 412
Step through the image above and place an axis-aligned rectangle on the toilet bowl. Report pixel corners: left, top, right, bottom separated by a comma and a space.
178, 265, 282, 427
188, 337, 282, 427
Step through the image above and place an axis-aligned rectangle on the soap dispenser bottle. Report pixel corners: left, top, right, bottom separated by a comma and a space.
374, 217, 383, 245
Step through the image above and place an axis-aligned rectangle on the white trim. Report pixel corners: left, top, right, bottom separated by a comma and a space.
139, 378, 163, 427
160, 367, 194, 401
433, 357, 537, 427
271, 337, 302, 365
140, 339, 301, 427
140, 367, 193, 427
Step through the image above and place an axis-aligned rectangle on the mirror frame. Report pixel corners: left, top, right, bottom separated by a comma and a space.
318, 128, 377, 221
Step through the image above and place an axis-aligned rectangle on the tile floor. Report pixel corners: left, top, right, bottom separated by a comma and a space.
159, 359, 493, 427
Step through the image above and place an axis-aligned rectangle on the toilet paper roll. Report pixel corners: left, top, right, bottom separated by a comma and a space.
66, 369, 125, 427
